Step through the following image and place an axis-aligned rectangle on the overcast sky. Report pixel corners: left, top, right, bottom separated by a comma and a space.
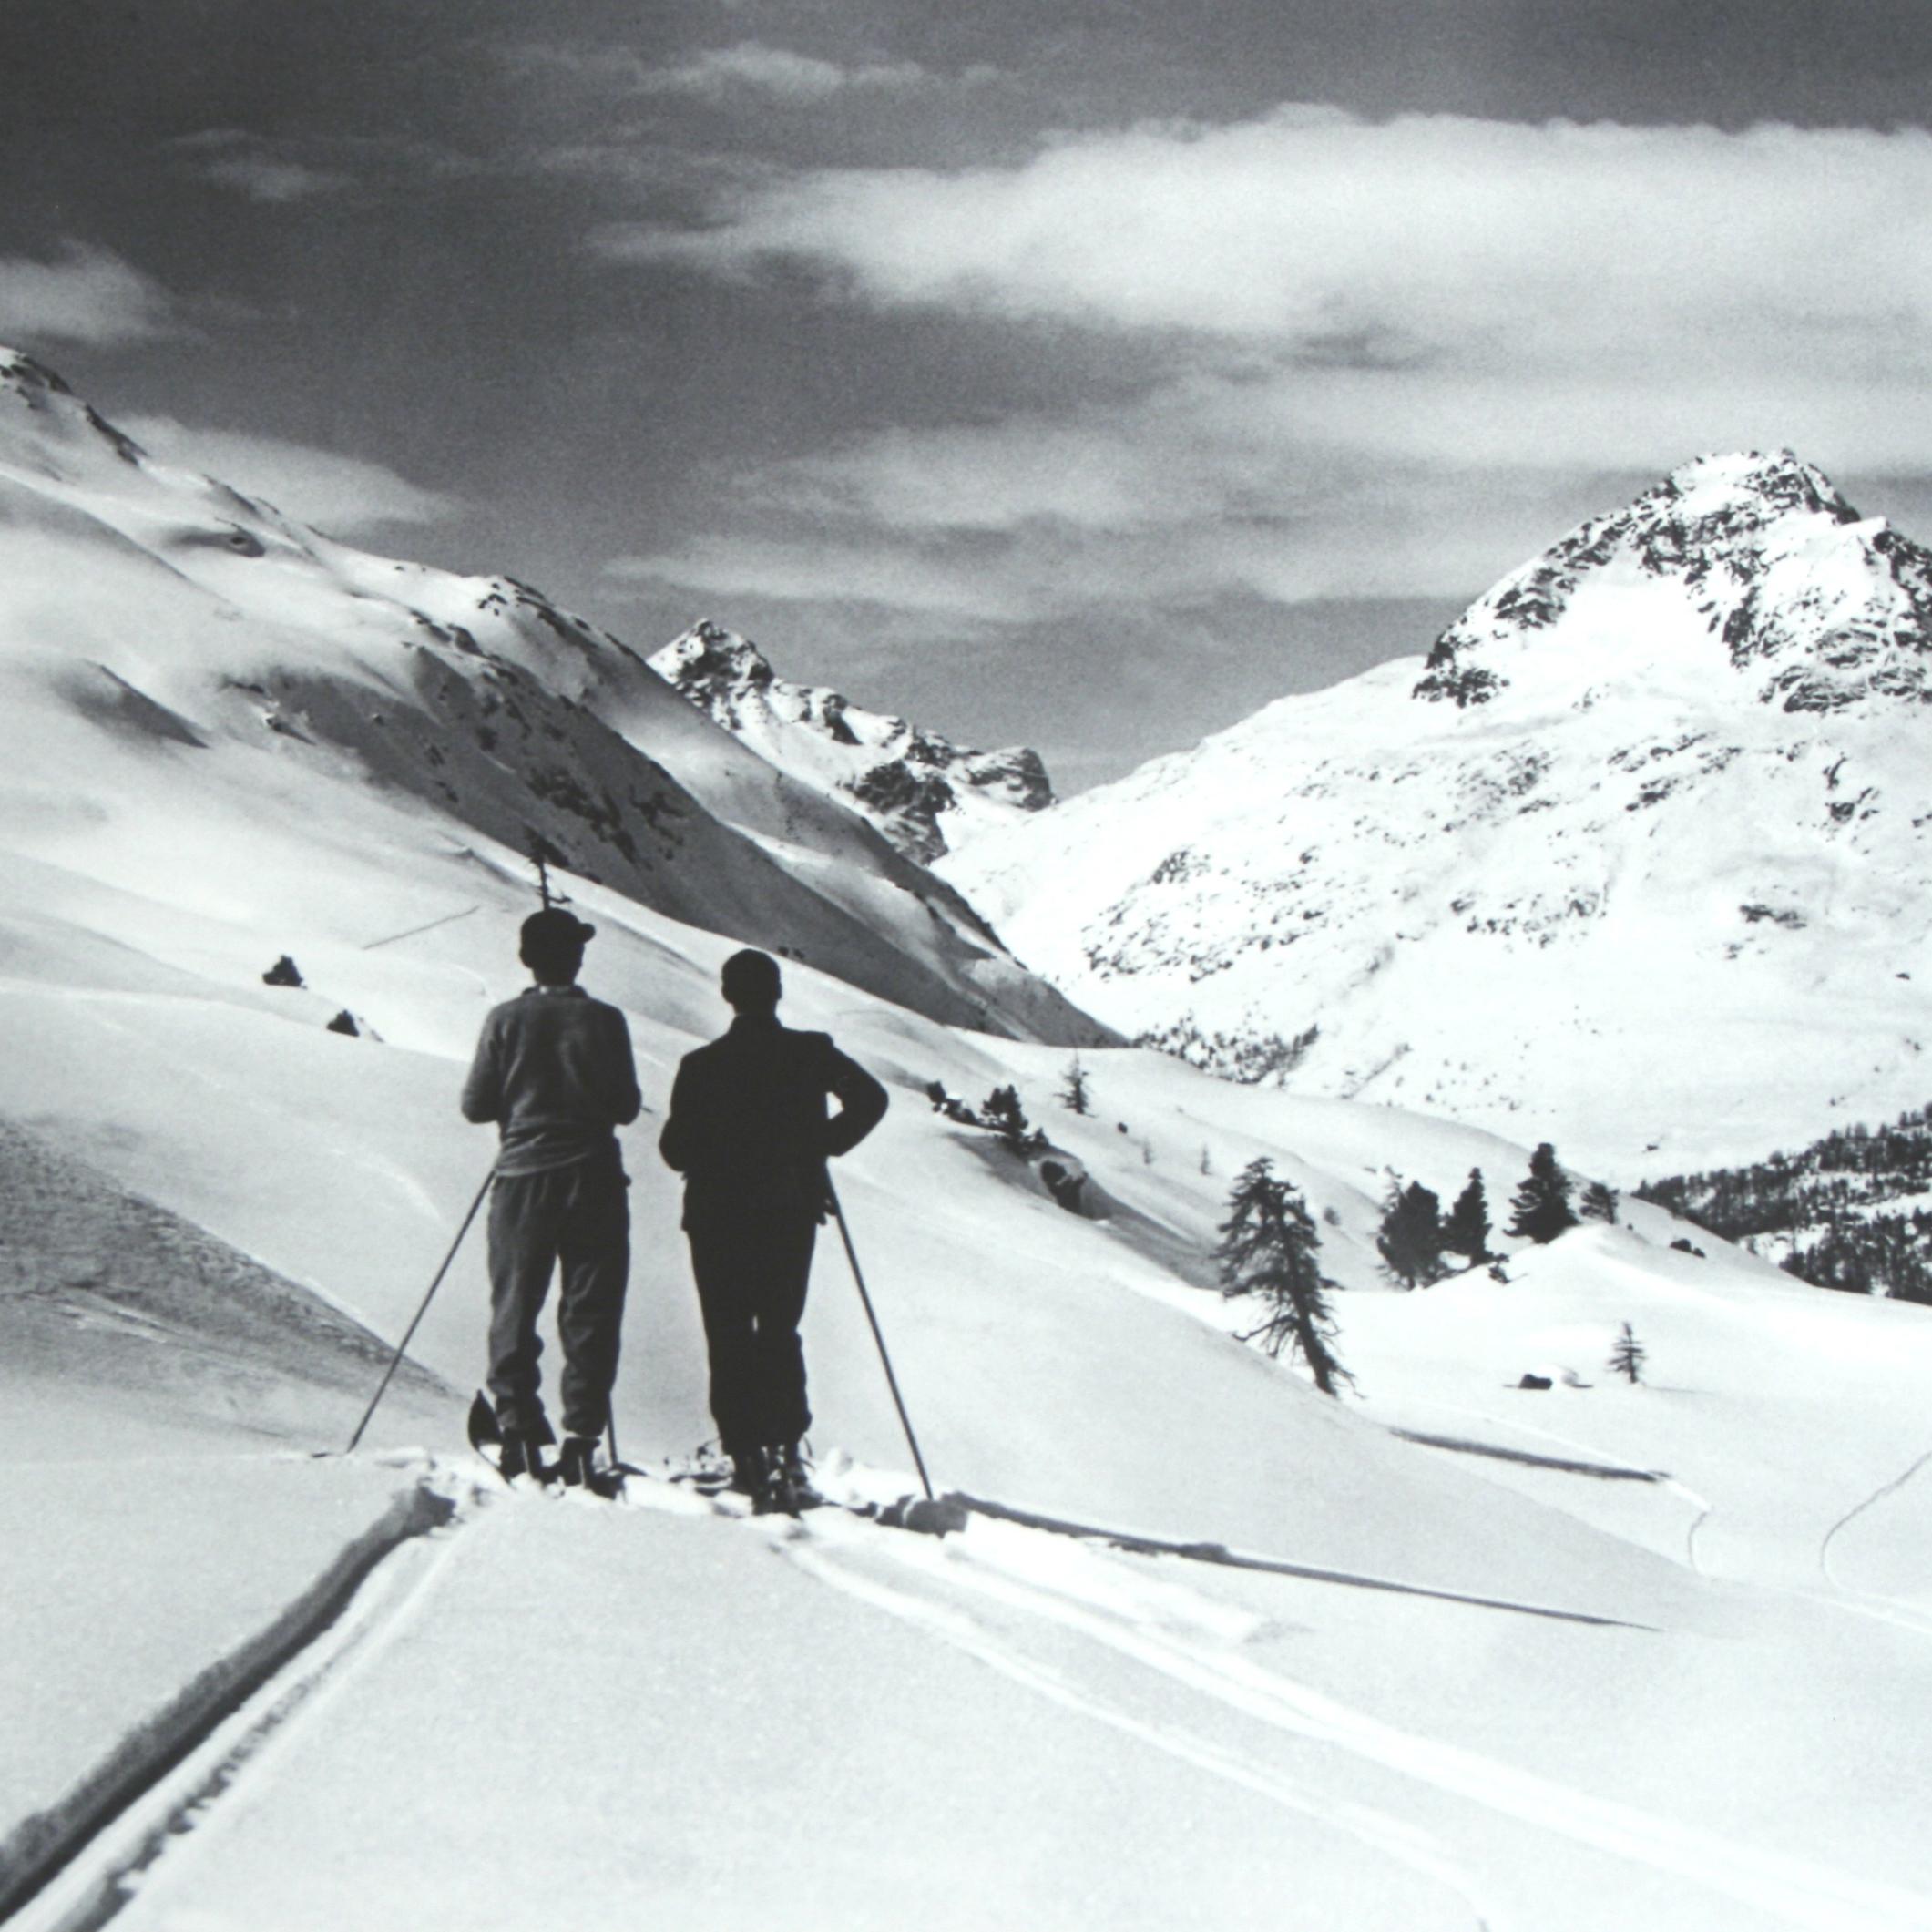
4, 1, 1929, 790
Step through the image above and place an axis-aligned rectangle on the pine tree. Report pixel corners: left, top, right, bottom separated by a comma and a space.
1608, 1321, 1646, 1384
1441, 1169, 1492, 1266
1375, 1177, 1446, 1288
980, 1085, 1043, 1155
1508, 1142, 1578, 1244
1057, 1056, 1092, 1115
1579, 1180, 1620, 1224
1215, 1159, 1352, 1395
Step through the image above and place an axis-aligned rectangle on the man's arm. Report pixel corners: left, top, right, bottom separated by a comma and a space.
607, 1010, 642, 1127
460, 1015, 504, 1123
658, 1057, 697, 1171
822, 1041, 888, 1157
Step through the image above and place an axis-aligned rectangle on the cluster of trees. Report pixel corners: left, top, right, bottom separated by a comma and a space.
925, 1079, 1048, 1156
1637, 1102, 1932, 1303
1132, 1019, 1320, 1086
1777, 1211, 1932, 1303
1374, 1144, 1617, 1287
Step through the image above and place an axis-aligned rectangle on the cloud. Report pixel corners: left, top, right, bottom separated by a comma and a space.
167, 127, 477, 199
610, 109, 1932, 381
121, 415, 466, 535
607, 533, 1023, 618
0, 244, 178, 347
195, 153, 354, 203
506, 40, 928, 104
593, 108, 1932, 631
639, 43, 928, 100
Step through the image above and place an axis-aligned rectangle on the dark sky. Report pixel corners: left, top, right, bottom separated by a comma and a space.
4, 0, 1928, 788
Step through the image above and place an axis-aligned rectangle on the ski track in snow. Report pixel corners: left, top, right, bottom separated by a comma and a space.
5, 1487, 467, 1932
769, 1523, 1498, 1932
1819, 1446, 1932, 1589
767, 1500, 1932, 1932
1386, 1395, 1716, 1576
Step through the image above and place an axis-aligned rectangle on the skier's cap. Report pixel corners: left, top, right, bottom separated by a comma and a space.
721, 947, 781, 1009
520, 906, 597, 953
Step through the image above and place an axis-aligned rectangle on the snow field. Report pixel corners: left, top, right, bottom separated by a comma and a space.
7, 358, 1932, 1926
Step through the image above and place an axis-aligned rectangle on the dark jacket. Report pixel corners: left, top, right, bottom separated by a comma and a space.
659, 1013, 887, 1228
462, 985, 641, 1176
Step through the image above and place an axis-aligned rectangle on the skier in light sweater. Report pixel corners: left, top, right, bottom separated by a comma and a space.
461, 907, 640, 1487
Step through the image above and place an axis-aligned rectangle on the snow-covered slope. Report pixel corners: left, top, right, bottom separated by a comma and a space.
652, 619, 1053, 862
0, 350, 1099, 1046
8, 364, 1932, 1927
945, 453, 1932, 1177
8, 871, 1932, 1928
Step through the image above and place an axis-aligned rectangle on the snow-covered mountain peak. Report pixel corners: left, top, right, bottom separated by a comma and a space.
1, 344, 147, 467
944, 458, 1932, 1174
1415, 449, 1931, 716
649, 619, 1053, 863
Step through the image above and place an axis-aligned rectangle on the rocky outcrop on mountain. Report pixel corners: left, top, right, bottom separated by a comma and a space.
651, 621, 1053, 863
943, 454, 1932, 1175
1416, 452, 1932, 713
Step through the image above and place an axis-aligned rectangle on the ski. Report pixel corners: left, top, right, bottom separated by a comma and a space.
465, 1391, 629, 1499
655, 1451, 964, 1533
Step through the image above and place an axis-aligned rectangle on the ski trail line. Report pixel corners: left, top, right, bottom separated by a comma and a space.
1819, 1446, 1932, 1589
792, 1516, 1932, 1932
3, 1485, 468, 1932
1381, 1396, 1713, 1576
947, 1491, 1651, 1628
774, 1535, 1498, 1932
1390, 1428, 1661, 1482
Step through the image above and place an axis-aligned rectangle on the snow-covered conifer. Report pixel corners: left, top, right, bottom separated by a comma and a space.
1215, 1159, 1351, 1395
1608, 1321, 1646, 1384
1376, 1178, 1446, 1288
1442, 1169, 1492, 1265
1508, 1142, 1578, 1244
1057, 1056, 1092, 1115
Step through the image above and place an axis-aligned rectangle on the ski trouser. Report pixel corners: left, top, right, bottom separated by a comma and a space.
685, 1204, 818, 1459
486, 1153, 629, 1442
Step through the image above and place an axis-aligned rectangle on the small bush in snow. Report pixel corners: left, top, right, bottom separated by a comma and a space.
1608, 1322, 1647, 1384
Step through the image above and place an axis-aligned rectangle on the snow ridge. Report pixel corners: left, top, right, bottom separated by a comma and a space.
1416, 449, 1932, 714
652, 619, 1053, 863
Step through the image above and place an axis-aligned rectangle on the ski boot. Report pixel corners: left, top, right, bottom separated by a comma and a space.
731, 1445, 771, 1500
499, 1432, 553, 1486
756, 1441, 821, 1517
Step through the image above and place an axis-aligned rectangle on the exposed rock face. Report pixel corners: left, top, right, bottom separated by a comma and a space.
651, 621, 1053, 864
942, 454, 1932, 1173
1415, 452, 1932, 714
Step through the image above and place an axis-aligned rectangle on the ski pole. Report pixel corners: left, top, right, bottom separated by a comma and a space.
826, 1179, 935, 1502
345, 1163, 496, 1455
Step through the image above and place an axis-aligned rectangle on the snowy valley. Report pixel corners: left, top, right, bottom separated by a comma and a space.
5, 353, 1932, 1930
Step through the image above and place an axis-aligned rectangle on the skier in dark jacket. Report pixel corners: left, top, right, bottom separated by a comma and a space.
659, 947, 887, 1508
462, 906, 640, 1486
